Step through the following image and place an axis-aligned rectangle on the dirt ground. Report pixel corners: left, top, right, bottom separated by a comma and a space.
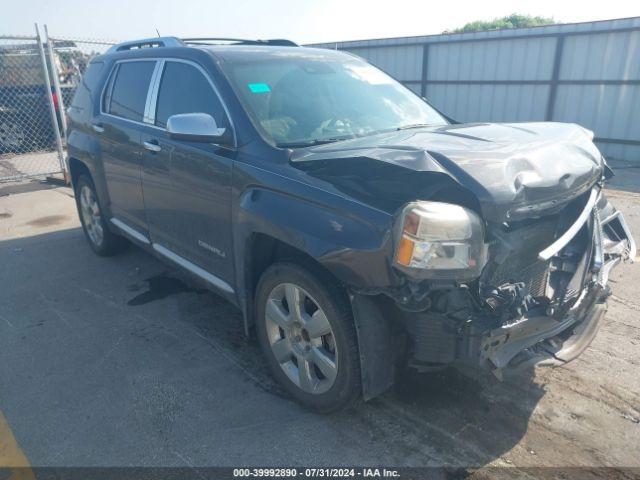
0, 167, 639, 474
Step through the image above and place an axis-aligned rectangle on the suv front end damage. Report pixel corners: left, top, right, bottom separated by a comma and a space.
353, 186, 635, 395
470, 189, 635, 377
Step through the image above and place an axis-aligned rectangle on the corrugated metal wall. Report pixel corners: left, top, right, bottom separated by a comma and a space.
310, 17, 640, 162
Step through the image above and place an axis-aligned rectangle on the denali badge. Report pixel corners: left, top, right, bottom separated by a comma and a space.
198, 240, 226, 258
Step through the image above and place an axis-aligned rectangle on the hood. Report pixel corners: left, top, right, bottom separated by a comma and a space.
291, 122, 603, 223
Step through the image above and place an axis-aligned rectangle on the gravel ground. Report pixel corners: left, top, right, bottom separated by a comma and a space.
0, 170, 638, 473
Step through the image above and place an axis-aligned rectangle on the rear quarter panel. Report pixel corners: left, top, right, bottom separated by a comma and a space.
66, 59, 113, 213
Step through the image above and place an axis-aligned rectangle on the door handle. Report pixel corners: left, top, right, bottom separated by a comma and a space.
92, 123, 104, 133
143, 140, 161, 152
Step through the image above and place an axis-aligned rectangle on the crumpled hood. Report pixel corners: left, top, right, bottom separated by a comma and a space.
291, 122, 603, 223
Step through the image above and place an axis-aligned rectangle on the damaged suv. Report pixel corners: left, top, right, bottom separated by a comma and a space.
67, 37, 636, 411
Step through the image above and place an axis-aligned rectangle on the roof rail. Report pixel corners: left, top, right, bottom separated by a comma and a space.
181, 37, 298, 47
106, 36, 185, 53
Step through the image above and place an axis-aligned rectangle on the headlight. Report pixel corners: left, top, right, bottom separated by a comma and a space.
394, 201, 486, 280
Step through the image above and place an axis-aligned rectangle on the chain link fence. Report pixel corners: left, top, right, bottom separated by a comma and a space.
0, 34, 63, 181
46, 34, 118, 103
0, 27, 118, 183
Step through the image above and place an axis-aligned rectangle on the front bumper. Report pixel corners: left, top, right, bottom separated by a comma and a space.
478, 284, 606, 377
469, 191, 635, 377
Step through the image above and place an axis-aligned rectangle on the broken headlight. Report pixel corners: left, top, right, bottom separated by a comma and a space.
394, 201, 486, 280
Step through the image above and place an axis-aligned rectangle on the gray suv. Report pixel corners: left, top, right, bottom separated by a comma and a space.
67, 36, 636, 412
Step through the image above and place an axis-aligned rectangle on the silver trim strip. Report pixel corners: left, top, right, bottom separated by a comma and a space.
143, 60, 164, 124
110, 218, 150, 244
152, 243, 235, 294
538, 188, 599, 261
101, 112, 165, 131
592, 207, 604, 273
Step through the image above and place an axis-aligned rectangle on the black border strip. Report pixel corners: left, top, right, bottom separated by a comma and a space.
595, 137, 640, 146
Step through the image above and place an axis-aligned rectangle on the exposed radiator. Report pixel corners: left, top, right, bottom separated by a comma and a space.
487, 218, 556, 298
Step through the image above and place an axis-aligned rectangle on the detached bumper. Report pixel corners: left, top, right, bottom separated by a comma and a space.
479, 288, 606, 376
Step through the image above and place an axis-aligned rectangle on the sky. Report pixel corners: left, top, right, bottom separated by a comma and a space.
2, 0, 639, 44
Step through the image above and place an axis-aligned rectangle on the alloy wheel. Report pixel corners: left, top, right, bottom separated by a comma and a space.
264, 283, 338, 394
79, 185, 104, 246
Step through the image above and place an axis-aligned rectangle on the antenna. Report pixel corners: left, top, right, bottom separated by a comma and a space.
155, 28, 161, 38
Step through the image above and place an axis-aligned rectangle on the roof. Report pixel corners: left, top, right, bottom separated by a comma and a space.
101, 36, 352, 63
197, 44, 350, 62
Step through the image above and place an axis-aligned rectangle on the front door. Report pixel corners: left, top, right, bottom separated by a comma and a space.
140, 60, 235, 283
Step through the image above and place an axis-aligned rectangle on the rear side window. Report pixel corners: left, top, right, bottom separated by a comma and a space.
105, 61, 155, 122
70, 61, 103, 109
154, 61, 229, 129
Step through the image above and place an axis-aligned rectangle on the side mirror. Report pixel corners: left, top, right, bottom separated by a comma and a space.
166, 113, 233, 145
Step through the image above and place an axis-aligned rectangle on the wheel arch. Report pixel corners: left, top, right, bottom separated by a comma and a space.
238, 231, 399, 402
240, 232, 344, 332
67, 155, 113, 220
68, 156, 91, 188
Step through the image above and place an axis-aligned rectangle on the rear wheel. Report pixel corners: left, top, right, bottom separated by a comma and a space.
75, 175, 128, 256
255, 262, 361, 412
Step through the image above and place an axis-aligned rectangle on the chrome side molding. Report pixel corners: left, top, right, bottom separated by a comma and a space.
110, 218, 235, 295
152, 243, 235, 294
110, 218, 150, 244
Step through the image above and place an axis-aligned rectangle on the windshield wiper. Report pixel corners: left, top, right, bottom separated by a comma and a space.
277, 137, 353, 148
396, 123, 436, 131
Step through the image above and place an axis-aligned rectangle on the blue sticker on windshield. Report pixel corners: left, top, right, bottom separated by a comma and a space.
248, 82, 271, 93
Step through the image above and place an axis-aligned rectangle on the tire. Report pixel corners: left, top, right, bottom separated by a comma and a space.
255, 262, 361, 412
75, 175, 128, 256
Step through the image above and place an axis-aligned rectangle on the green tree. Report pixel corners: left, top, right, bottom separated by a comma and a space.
447, 14, 557, 34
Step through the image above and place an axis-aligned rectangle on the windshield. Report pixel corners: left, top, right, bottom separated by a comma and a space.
223, 53, 448, 147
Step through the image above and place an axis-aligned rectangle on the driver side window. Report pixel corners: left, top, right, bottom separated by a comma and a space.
154, 61, 229, 130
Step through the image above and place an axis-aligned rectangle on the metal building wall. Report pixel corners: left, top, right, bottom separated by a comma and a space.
310, 17, 640, 163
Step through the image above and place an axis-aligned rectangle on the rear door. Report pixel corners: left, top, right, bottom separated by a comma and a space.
97, 59, 157, 233
140, 59, 235, 284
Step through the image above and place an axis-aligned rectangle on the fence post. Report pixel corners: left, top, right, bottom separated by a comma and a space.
34, 23, 67, 180
420, 43, 429, 98
44, 25, 68, 143
545, 34, 565, 121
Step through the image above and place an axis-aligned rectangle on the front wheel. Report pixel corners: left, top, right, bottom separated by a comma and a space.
255, 262, 361, 412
